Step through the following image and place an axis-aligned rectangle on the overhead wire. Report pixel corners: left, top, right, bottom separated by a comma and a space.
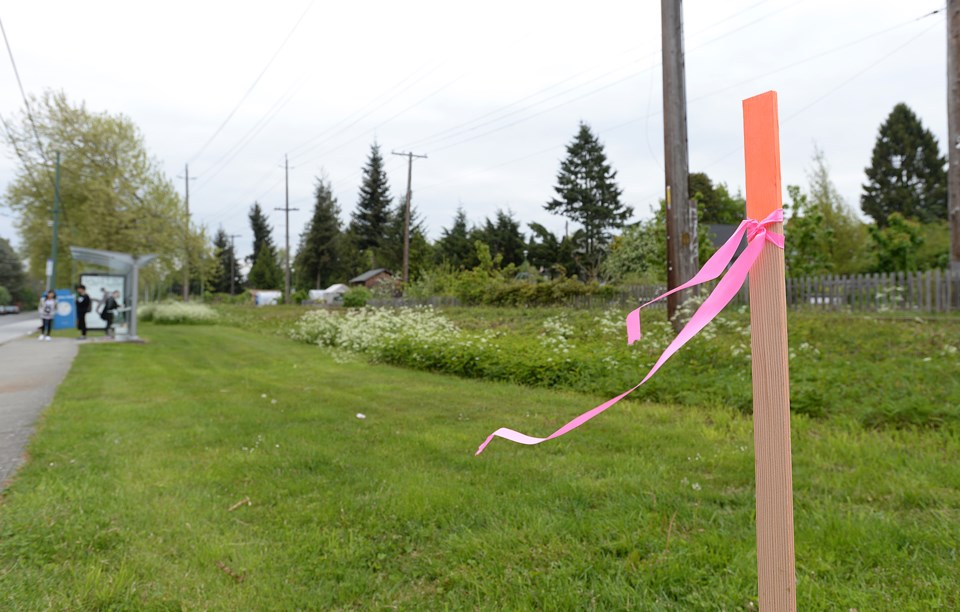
189, 0, 315, 164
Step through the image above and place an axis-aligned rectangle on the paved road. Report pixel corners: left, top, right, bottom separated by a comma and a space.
0, 325, 79, 489
0, 311, 42, 346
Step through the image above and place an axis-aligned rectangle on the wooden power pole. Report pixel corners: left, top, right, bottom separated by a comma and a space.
229, 233, 241, 295
948, 0, 960, 274
391, 150, 427, 285
178, 163, 196, 302
661, 0, 698, 326
275, 155, 298, 303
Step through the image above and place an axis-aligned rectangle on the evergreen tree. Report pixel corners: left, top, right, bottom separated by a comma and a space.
247, 246, 283, 289
546, 122, 631, 278
246, 203, 282, 289
295, 177, 343, 289
349, 143, 393, 263
435, 207, 476, 269
861, 103, 947, 226
527, 222, 579, 278
689, 172, 743, 224
477, 209, 525, 267
210, 228, 242, 294
382, 201, 432, 278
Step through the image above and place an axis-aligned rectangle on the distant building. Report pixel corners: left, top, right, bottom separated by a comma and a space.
705, 224, 747, 259
348, 268, 393, 289
307, 283, 349, 305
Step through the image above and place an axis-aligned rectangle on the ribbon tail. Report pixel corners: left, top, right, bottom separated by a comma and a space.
476, 384, 642, 455
477, 237, 766, 456
626, 220, 749, 345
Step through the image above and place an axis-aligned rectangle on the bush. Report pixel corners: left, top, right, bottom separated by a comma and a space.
0, 286, 11, 305
343, 287, 371, 308
138, 302, 219, 325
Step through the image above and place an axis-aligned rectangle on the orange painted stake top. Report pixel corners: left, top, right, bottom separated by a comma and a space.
743, 91, 783, 218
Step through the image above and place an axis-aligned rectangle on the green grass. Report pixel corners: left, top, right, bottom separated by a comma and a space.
1, 324, 958, 609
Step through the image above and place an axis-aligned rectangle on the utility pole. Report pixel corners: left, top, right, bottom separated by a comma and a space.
661, 0, 698, 328
948, 0, 960, 275
177, 164, 197, 301
391, 150, 427, 285
275, 155, 298, 303
47, 151, 61, 291
229, 233, 241, 296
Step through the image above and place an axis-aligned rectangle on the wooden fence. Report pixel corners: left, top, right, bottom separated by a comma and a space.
581, 269, 960, 313
370, 269, 960, 312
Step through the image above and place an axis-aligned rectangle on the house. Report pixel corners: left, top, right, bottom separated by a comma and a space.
348, 268, 393, 289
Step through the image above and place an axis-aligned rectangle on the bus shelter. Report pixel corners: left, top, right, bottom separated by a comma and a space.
69, 247, 157, 342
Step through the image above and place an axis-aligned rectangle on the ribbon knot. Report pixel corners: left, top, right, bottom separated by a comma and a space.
475, 208, 785, 456
746, 209, 784, 247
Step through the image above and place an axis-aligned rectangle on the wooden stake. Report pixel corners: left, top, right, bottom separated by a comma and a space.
743, 91, 797, 611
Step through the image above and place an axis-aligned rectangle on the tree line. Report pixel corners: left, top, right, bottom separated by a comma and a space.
1, 91, 953, 305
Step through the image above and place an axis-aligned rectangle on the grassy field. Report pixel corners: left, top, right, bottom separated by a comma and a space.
0, 323, 958, 609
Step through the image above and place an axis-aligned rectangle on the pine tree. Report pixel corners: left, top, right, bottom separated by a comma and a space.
210, 228, 242, 294
435, 207, 476, 269
527, 222, 579, 278
861, 103, 947, 226
295, 178, 343, 289
546, 122, 631, 278
382, 201, 432, 277
477, 209, 525, 267
246, 203, 282, 289
349, 143, 393, 263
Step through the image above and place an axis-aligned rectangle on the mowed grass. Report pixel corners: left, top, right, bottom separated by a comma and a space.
0, 325, 957, 609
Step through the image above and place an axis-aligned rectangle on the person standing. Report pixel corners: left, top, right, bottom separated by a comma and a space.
75, 284, 91, 340
38, 290, 55, 341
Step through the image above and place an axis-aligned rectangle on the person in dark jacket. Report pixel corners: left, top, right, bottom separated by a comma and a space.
100, 290, 119, 338
75, 284, 91, 340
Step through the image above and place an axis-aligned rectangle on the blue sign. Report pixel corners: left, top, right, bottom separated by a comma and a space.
53, 288, 76, 330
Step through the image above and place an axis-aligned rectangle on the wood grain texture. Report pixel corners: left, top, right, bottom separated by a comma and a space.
743, 91, 797, 612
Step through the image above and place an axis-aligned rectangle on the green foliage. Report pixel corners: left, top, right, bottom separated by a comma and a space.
349, 143, 393, 263
381, 200, 433, 280
434, 207, 476, 269
782, 149, 871, 276
601, 204, 667, 283
869, 212, 925, 272
1, 324, 956, 608
473, 209, 526, 267
137, 301, 218, 324
342, 286, 371, 308
1, 91, 188, 289
209, 228, 242, 294
689, 172, 743, 224
861, 103, 947, 226
0, 285, 11, 305
246, 203, 282, 289
526, 222, 580, 279
546, 122, 631, 278
295, 177, 343, 289
0, 237, 32, 302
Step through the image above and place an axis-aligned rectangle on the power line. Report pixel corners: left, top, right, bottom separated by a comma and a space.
189, 0, 315, 163
0, 15, 46, 163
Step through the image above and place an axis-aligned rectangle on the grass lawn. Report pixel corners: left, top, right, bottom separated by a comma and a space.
0, 323, 958, 609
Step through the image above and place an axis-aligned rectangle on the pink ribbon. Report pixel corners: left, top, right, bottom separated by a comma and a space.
476, 208, 784, 456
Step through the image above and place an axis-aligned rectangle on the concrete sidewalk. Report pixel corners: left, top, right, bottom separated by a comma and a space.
0, 335, 79, 489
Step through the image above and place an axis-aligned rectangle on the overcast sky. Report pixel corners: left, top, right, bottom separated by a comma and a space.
0, 0, 949, 261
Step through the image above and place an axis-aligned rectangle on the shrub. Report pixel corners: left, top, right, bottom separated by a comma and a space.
138, 302, 219, 325
343, 287, 371, 308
